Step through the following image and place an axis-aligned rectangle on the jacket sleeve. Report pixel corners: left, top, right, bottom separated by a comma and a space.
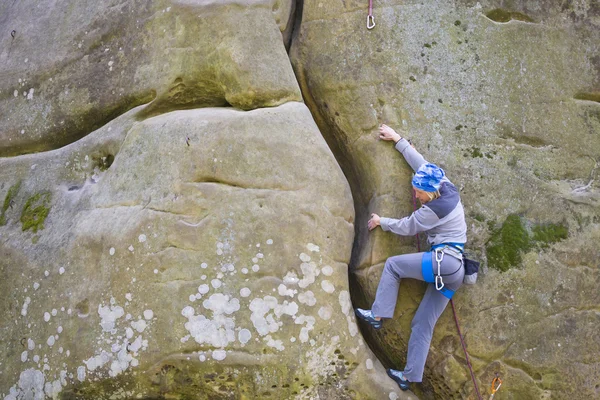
395, 138, 428, 172
379, 206, 440, 236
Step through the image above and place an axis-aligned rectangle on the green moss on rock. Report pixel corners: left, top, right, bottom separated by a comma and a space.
0, 181, 21, 226
532, 223, 568, 248
21, 192, 52, 233
486, 9, 535, 23
486, 214, 531, 272
574, 92, 600, 103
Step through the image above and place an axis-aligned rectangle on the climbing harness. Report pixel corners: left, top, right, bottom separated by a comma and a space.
420, 243, 463, 299
411, 189, 483, 400
367, 0, 375, 29
490, 374, 502, 399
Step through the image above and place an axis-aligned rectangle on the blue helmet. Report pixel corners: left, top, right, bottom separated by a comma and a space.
412, 163, 445, 192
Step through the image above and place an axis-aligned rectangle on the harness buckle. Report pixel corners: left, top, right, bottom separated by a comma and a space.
367, 14, 375, 29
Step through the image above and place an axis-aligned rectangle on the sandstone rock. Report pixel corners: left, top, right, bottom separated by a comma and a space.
0, 0, 301, 157
291, 1, 600, 398
0, 102, 404, 399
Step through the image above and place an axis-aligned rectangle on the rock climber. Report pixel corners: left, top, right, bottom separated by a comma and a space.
354, 123, 467, 391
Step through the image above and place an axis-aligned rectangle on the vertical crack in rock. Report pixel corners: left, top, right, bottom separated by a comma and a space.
287, 0, 394, 372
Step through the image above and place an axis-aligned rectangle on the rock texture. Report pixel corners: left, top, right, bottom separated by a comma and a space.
291, 0, 600, 399
0, 1, 406, 400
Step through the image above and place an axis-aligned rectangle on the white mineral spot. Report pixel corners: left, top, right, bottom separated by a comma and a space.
59, 267, 65, 275
299, 253, 311, 262
318, 306, 333, 320
51, 309, 57, 316
252, 257, 258, 263
339, 291, 352, 315
33, 282, 40, 290
44, 270, 49, 277
77, 366, 86, 382
189, 294, 197, 302
98, 301, 125, 332
47, 336, 55, 346
212, 349, 226, 361
211, 279, 222, 289
26, 88, 34, 100
128, 245, 134, 252
226, 263, 235, 272
109, 248, 115, 256
216, 249, 223, 255
307, 243, 320, 252
278, 284, 296, 298
125, 293, 132, 301
201, 262, 208, 269
366, 358, 374, 370
57, 326, 63, 333
21, 297, 31, 316
153, 269, 158, 274
199, 354, 206, 361
389, 392, 399, 400
59, 347, 63, 354
21, 351, 28, 362
266, 239, 273, 245
14, 89, 18, 97
34, 355, 40, 363
198, 284, 210, 295
298, 262, 318, 288
241, 268, 248, 274
138, 234, 147, 243
21, 129, 25, 134
283, 271, 299, 284
238, 329, 252, 344
252, 264, 260, 272
256, 253, 264, 259
290, 337, 296, 342
44, 312, 51, 322
131, 319, 147, 333
181, 306, 195, 318
143, 310, 153, 320
240, 288, 251, 297
322, 266, 334, 276
27, 339, 35, 350
265, 335, 285, 351
298, 291, 317, 307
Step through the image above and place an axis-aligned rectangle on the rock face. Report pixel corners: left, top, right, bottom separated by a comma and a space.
291, 1, 600, 399
0, 1, 405, 400
1, 0, 599, 399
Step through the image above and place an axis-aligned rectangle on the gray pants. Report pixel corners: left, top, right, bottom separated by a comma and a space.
371, 251, 464, 383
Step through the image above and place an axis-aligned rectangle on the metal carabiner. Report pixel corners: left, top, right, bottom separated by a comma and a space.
490, 375, 503, 399
435, 275, 444, 290
367, 14, 375, 29
435, 249, 444, 290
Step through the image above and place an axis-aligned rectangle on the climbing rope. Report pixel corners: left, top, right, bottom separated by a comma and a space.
411, 189, 482, 400
367, 0, 375, 29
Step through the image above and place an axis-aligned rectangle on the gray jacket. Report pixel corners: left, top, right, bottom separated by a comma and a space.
379, 138, 468, 246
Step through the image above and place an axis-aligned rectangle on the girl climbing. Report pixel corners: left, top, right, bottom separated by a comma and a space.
355, 123, 468, 391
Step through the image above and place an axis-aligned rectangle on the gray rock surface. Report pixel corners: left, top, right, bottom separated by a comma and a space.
291, 0, 600, 399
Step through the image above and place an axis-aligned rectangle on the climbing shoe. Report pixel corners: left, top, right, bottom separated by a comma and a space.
386, 369, 410, 391
354, 308, 382, 329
